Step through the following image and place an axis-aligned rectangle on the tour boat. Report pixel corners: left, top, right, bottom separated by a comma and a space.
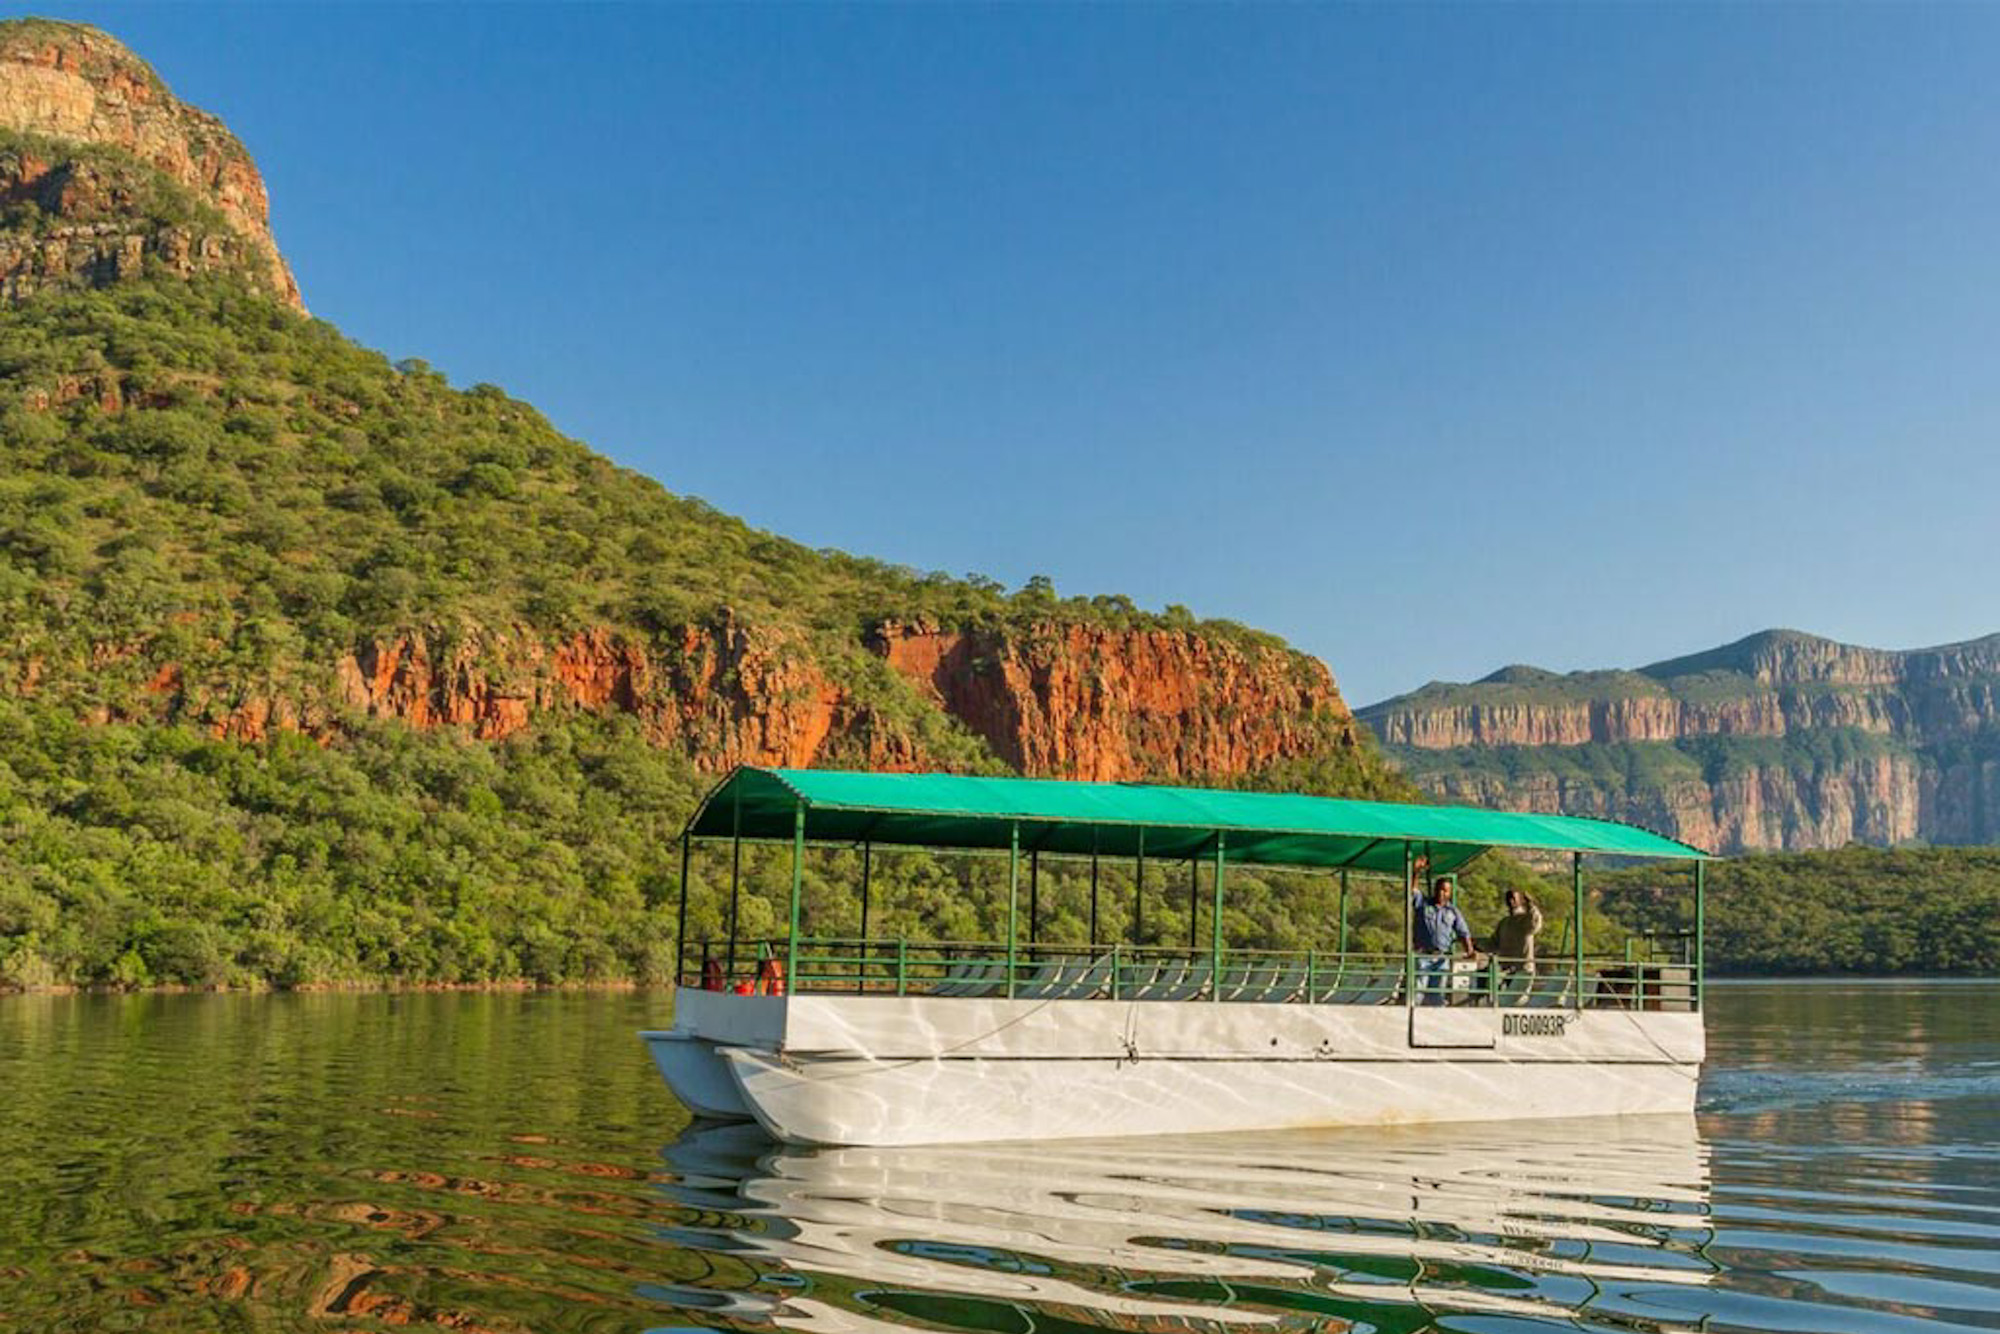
641, 767, 1708, 1146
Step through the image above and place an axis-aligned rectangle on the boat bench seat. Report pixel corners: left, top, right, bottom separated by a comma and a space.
933, 959, 1009, 997
1117, 960, 1214, 1000
1017, 959, 1112, 999
1218, 961, 1310, 1003
932, 956, 1118, 1000
1313, 967, 1405, 1005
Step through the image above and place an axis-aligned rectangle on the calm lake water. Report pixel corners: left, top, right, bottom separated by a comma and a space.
1, 982, 1995, 1333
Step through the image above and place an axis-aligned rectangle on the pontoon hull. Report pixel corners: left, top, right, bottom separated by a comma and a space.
723, 1047, 1695, 1146
642, 1028, 751, 1119
648, 987, 1702, 1146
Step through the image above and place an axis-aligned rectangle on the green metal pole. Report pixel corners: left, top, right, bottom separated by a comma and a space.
674, 832, 691, 986
1403, 843, 1415, 1008
1210, 833, 1226, 1000
1572, 851, 1585, 1011
859, 841, 872, 946
1337, 869, 1350, 955
1007, 822, 1021, 999
1694, 858, 1706, 1009
857, 840, 873, 993
726, 786, 743, 981
786, 801, 805, 990
1336, 868, 1350, 991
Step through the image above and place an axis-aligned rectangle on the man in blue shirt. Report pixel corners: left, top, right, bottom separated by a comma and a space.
1412, 876, 1478, 1005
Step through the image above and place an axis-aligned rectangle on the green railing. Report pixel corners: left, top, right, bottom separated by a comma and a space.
678, 937, 1701, 1011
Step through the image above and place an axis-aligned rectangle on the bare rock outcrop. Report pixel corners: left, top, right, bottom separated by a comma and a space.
46, 613, 1359, 784
1360, 630, 2000, 852
868, 619, 1354, 780
328, 620, 854, 768
0, 19, 301, 307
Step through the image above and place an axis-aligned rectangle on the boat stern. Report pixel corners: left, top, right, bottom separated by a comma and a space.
641, 987, 789, 1122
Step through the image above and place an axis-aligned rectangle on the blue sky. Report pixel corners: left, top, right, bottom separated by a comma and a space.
39, 2, 2000, 706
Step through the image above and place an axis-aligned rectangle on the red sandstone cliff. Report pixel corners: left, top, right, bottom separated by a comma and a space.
866, 619, 1354, 780
108, 615, 1356, 782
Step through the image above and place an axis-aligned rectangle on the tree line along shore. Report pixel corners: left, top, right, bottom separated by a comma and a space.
3, 699, 1993, 991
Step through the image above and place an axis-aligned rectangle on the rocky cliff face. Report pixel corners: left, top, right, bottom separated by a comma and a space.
1416, 754, 1939, 855
867, 620, 1356, 780
24, 613, 1356, 788
0, 19, 301, 307
1359, 630, 2000, 852
67, 615, 1356, 782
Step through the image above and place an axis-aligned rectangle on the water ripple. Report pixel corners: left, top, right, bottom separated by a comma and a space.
649, 1117, 1721, 1334
2, 984, 1997, 1333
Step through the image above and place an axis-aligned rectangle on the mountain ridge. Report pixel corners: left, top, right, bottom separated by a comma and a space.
1359, 628, 2000, 852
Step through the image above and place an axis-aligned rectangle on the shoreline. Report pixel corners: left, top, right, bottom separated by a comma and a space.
5, 974, 1997, 998
0, 978, 657, 997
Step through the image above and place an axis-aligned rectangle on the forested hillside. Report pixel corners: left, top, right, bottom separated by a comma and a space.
0, 20, 1413, 990
4, 20, 1986, 990
1597, 846, 2000, 975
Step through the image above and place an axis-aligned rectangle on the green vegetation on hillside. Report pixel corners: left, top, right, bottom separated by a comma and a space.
0, 128, 238, 239
0, 261, 1404, 988
1598, 846, 2000, 975
0, 703, 694, 988
1, 272, 1952, 987
0, 695, 1559, 990
0, 112, 1657, 989
0, 275, 1295, 705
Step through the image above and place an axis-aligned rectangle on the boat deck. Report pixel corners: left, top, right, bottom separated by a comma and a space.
684, 939, 1699, 1011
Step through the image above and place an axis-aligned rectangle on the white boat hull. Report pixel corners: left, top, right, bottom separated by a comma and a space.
648, 987, 1702, 1146
642, 1027, 752, 1119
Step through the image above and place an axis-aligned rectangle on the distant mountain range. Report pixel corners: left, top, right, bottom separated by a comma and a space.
1358, 629, 2000, 853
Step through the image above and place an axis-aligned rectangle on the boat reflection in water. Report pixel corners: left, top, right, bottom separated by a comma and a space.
646, 1115, 1714, 1334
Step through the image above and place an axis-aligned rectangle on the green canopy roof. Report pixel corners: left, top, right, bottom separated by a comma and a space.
685, 768, 1709, 877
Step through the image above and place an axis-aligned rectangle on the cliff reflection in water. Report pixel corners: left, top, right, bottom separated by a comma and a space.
648, 1115, 1714, 1334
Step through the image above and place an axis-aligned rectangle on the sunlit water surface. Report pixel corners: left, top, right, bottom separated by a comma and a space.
1, 982, 1994, 1333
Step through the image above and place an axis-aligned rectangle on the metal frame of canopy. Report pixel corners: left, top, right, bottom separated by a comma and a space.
673, 766, 1712, 1008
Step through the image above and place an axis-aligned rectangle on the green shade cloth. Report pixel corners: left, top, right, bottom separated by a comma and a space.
686, 767, 1709, 876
